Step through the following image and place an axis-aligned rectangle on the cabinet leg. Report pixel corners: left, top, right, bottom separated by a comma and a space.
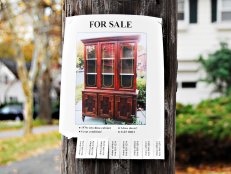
82, 116, 85, 122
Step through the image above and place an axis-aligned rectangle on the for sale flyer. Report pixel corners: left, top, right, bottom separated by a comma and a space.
59, 15, 164, 159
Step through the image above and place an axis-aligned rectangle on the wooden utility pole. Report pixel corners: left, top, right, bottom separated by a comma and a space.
61, 0, 177, 173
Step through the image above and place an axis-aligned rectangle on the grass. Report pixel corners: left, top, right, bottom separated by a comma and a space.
76, 84, 84, 103
0, 131, 61, 165
0, 119, 59, 132
0, 121, 22, 131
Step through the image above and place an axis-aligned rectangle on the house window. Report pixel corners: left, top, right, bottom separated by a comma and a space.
178, 0, 185, 20
178, 0, 193, 24
9, 96, 18, 102
182, 82, 197, 88
218, 0, 231, 21
4, 75, 8, 84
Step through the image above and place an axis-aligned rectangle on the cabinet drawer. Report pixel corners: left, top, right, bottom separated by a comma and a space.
115, 95, 133, 122
98, 94, 114, 118
82, 92, 97, 117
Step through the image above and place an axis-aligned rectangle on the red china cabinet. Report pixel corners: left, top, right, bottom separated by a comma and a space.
81, 35, 139, 123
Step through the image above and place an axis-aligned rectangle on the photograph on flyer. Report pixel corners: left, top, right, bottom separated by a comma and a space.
75, 33, 147, 125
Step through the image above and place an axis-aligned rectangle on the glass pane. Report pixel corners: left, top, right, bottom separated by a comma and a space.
102, 75, 114, 88
87, 60, 96, 73
86, 45, 96, 59
178, 12, 184, 20
120, 75, 133, 89
120, 43, 135, 89
102, 44, 114, 58
121, 43, 134, 58
221, 11, 231, 21
101, 43, 114, 88
102, 60, 114, 73
86, 75, 96, 87
121, 59, 134, 74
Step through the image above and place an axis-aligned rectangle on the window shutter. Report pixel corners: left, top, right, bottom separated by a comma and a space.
189, 0, 198, 23
211, 0, 217, 22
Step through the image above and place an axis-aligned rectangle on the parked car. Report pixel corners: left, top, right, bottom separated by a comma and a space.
0, 104, 24, 120
0, 103, 59, 121
51, 109, 59, 119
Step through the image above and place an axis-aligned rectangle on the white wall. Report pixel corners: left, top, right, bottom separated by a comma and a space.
177, 0, 231, 104
0, 81, 25, 104
0, 62, 25, 104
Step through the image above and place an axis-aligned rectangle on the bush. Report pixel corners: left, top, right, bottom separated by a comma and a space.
137, 78, 146, 110
176, 96, 231, 163
199, 42, 231, 95
176, 113, 231, 139
0, 101, 23, 108
176, 97, 231, 139
176, 103, 195, 115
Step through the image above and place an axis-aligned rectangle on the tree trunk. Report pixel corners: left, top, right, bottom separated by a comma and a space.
61, 0, 177, 173
15, 46, 34, 136
24, 89, 33, 135
38, 68, 52, 124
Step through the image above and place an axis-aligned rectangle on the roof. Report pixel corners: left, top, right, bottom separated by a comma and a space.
0, 58, 31, 79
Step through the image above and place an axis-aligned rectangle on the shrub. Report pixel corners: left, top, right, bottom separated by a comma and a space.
0, 101, 23, 108
136, 78, 146, 110
176, 97, 231, 163
176, 97, 231, 140
199, 42, 231, 95
176, 103, 195, 115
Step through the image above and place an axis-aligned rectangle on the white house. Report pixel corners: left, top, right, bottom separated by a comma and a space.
0, 61, 25, 104
177, 0, 231, 104
0, 60, 61, 106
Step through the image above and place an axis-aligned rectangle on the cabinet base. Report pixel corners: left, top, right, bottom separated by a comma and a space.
82, 90, 137, 123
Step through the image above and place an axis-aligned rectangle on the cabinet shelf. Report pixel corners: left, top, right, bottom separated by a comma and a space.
121, 57, 134, 60
86, 73, 97, 75
86, 58, 97, 60
120, 73, 134, 75
102, 58, 114, 60
102, 73, 114, 75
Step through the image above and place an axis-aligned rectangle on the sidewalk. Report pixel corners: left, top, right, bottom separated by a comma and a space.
0, 148, 60, 174
0, 125, 59, 139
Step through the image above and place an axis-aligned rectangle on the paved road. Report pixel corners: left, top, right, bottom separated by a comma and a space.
0, 148, 60, 174
0, 125, 59, 139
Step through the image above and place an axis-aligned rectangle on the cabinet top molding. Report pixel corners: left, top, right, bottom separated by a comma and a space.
81, 35, 140, 44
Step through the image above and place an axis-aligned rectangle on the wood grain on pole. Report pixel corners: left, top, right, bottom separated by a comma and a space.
61, 0, 177, 173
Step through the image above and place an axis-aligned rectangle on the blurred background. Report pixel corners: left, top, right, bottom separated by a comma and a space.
0, 0, 231, 174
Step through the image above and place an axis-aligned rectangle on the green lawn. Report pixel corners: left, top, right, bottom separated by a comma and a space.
0, 119, 59, 132
0, 131, 61, 165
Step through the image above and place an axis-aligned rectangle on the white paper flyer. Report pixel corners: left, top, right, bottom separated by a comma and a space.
59, 15, 164, 159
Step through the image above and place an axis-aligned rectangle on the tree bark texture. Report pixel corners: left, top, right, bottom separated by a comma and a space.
38, 69, 52, 124
61, 0, 177, 173
23, 90, 33, 135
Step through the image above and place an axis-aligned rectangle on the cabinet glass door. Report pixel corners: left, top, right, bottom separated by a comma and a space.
119, 43, 135, 89
101, 43, 115, 88
86, 45, 97, 87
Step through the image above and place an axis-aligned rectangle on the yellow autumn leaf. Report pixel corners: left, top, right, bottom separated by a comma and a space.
43, 0, 52, 6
